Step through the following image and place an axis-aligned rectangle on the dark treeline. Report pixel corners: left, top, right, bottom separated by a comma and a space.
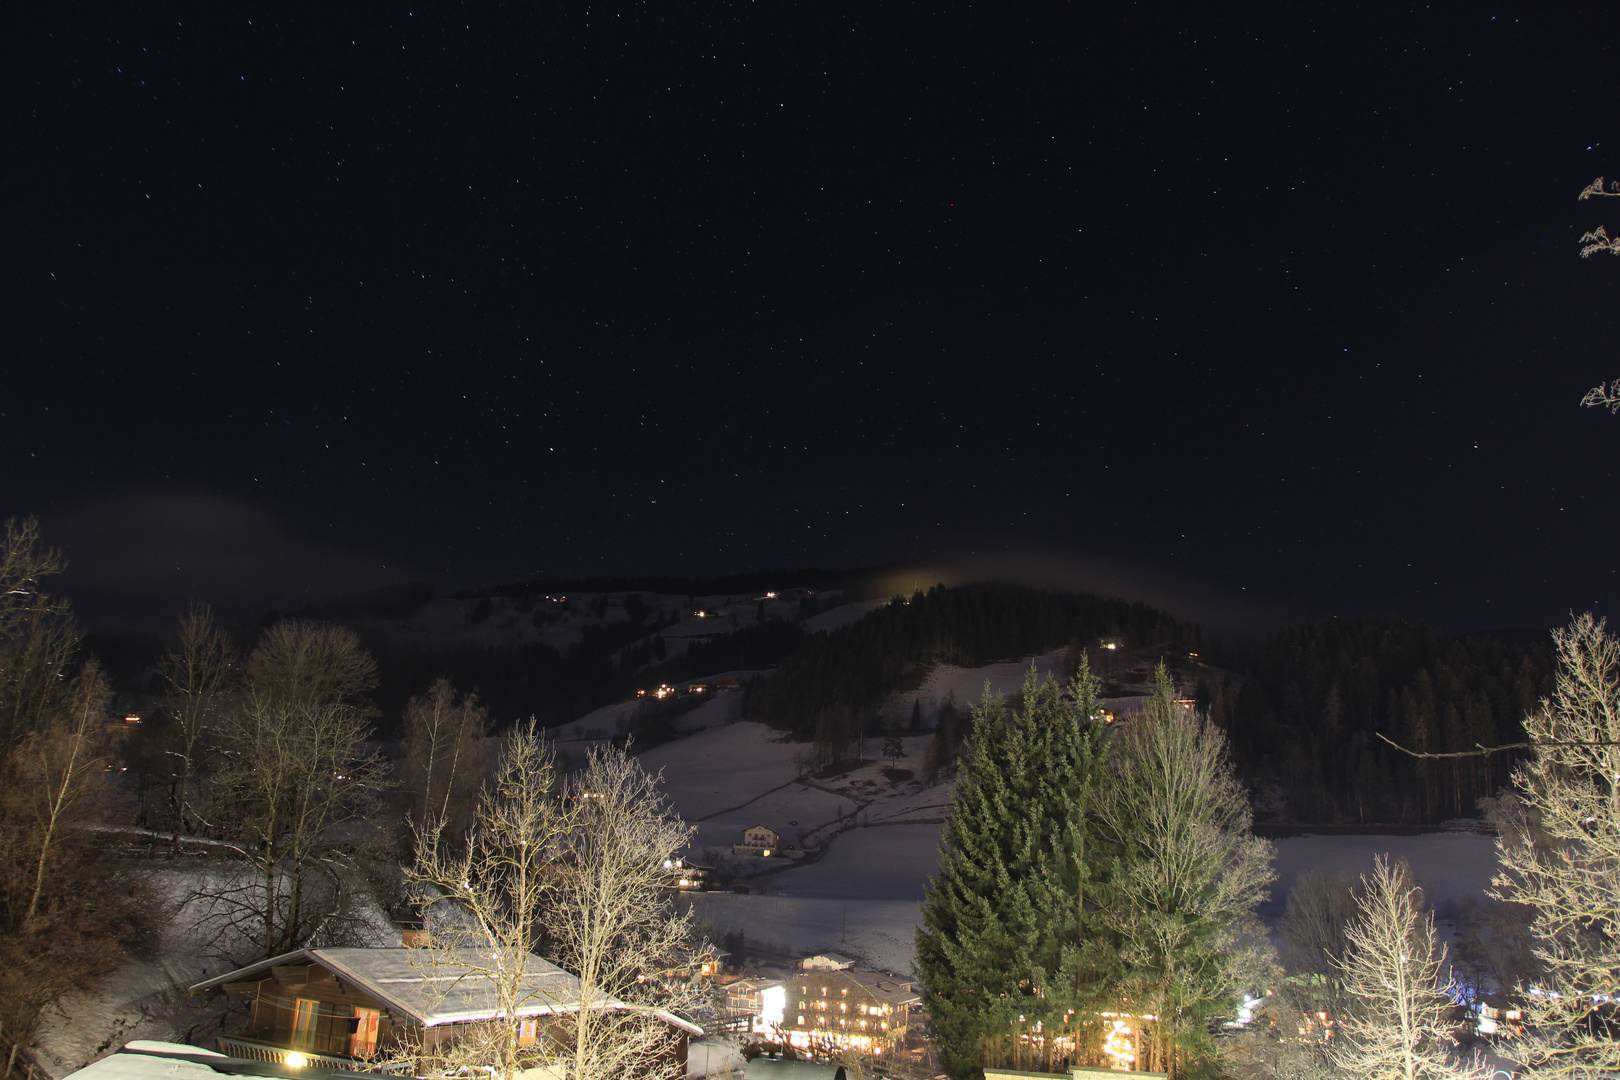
1221, 619, 1554, 824
743, 582, 1191, 748
363, 617, 807, 737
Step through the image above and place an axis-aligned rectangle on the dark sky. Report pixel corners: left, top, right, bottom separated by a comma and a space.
7, 3, 1620, 633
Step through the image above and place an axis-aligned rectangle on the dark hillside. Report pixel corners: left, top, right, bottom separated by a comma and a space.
743, 581, 1191, 741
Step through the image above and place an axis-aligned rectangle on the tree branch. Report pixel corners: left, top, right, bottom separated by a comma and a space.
1375, 731, 1620, 759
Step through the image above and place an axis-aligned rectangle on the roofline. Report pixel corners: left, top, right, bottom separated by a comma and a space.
189, 949, 315, 994
188, 949, 702, 1033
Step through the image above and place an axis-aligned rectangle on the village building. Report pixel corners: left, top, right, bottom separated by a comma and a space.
722, 977, 788, 1035
187, 947, 701, 1075
775, 967, 920, 1057
733, 824, 781, 857
663, 855, 714, 890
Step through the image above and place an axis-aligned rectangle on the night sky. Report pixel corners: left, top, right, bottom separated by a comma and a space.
7, 3, 1620, 634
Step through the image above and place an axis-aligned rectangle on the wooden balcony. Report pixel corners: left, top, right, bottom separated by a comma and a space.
215, 1035, 412, 1075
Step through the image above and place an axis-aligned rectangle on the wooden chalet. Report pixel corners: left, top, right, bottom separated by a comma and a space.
189, 947, 701, 1076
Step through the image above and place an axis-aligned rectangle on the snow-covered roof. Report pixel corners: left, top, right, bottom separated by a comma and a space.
62, 1041, 371, 1080
797, 953, 854, 970
189, 948, 701, 1035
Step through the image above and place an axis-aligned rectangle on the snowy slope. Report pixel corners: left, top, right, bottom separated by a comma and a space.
883, 649, 1069, 724
639, 722, 807, 822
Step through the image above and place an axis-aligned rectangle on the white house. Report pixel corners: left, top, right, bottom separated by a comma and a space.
733, 825, 781, 856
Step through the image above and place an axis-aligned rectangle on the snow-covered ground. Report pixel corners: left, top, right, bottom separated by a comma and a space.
883, 649, 1070, 724
799, 598, 889, 634
640, 722, 808, 823
657, 723, 1504, 978
768, 824, 943, 902
38, 683, 1506, 1076
1264, 831, 1500, 917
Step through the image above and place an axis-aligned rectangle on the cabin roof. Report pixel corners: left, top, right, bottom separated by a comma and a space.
190, 947, 702, 1034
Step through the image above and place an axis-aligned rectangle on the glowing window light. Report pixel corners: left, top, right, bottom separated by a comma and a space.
1102, 1018, 1135, 1069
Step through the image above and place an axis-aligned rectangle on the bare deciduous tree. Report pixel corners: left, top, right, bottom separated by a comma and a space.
406, 720, 563, 1079
0, 517, 77, 755
158, 602, 237, 856
1573, 179, 1620, 411
401, 676, 488, 847
551, 742, 699, 1080
196, 620, 387, 959
18, 661, 112, 925
1489, 613, 1620, 1076
1331, 856, 1482, 1080
0, 518, 147, 1040
406, 728, 700, 1080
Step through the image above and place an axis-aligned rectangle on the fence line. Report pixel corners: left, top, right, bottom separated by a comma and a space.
0, 1021, 50, 1080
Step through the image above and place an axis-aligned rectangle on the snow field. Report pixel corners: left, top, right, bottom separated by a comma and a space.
799, 598, 889, 634
1264, 831, 1500, 917
639, 722, 807, 823
690, 785, 857, 854
883, 649, 1069, 725
766, 824, 944, 902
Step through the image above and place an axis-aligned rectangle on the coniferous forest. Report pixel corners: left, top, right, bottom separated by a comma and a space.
1217, 620, 1554, 824
741, 582, 1192, 749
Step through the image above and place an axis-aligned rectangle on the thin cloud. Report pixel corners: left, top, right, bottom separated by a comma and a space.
36, 490, 409, 629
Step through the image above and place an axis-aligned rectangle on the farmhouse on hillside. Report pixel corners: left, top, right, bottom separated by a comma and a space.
188, 947, 701, 1075
734, 824, 781, 856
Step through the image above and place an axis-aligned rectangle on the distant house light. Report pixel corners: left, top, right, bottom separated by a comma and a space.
765, 591, 777, 598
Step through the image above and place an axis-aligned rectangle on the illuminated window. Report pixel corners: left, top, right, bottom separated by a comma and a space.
797, 1015, 804, 1025
350, 1008, 380, 1057
840, 1003, 847, 1013
517, 1019, 538, 1047
291, 999, 318, 1048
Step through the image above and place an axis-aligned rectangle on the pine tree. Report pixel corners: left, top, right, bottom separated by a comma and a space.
917, 660, 1114, 1078
1098, 663, 1276, 1078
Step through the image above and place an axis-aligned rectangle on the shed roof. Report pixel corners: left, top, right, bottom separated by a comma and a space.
190, 948, 701, 1034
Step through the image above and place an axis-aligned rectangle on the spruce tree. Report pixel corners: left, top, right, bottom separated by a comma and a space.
917, 660, 1115, 1078
1099, 662, 1275, 1077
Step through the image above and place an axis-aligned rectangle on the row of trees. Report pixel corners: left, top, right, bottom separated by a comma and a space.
925, 615, 1620, 1079
1218, 620, 1553, 823
745, 582, 1192, 765
917, 661, 1273, 1079
1246, 614, 1620, 1079
0, 518, 149, 1039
